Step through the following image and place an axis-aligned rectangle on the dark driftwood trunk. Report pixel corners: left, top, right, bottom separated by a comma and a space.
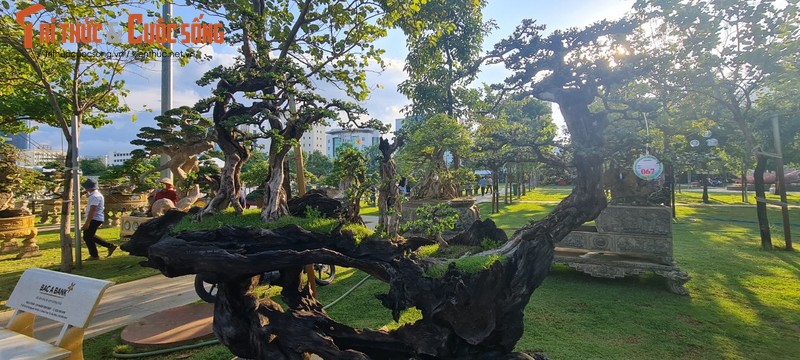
123, 88, 608, 359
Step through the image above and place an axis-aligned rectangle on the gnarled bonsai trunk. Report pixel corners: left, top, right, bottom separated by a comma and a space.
202, 124, 248, 216
261, 144, 291, 221
413, 149, 458, 200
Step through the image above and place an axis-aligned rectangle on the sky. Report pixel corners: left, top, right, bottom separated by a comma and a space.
27, 0, 635, 157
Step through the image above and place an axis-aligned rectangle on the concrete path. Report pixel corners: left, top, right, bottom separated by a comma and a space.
0, 274, 200, 343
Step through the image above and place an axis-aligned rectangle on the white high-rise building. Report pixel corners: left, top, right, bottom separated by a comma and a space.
326, 128, 381, 158
300, 123, 327, 155
108, 151, 133, 166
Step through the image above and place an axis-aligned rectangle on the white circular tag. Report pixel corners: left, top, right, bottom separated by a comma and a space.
633, 155, 664, 181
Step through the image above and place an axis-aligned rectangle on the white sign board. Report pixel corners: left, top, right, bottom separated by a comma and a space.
632, 155, 664, 181
6, 268, 113, 329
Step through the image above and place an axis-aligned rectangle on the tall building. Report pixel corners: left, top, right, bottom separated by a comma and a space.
108, 151, 133, 166
1, 132, 30, 150
326, 128, 381, 157
299, 123, 327, 155
21, 147, 65, 166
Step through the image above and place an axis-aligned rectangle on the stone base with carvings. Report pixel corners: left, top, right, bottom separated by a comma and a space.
103, 192, 150, 228
555, 205, 689, 295
120, 215, 154, 237
0, 215, 41, 259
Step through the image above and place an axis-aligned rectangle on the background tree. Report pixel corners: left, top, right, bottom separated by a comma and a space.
304, 150, 333, 183
397, 0, 494, 179
472, 95, 557, 212
79, 158, 107, 177
634, 0, 799, 249
0, 1, 180, 271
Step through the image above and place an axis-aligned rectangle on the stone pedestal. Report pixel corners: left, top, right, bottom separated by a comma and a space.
120, 215, 154, 237
40, 199, 61, 225
0, 216, 40, 258
103, 192, 149, 228
401, 198, 480, 235
555, 205, 689, 294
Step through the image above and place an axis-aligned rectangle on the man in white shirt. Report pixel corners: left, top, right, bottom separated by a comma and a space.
81, 179, 117, 261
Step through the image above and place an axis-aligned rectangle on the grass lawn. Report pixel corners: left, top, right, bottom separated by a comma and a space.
517, 185, 800, 205
0, 226, 159, 310
84, 200, 799, 359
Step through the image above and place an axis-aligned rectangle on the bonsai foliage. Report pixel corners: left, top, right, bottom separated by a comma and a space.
400, 202, 459, 247
187, 0, 401, 220
130, 106, 215, 189
398, 0, 493, 120
0, 0, 189, 272
398, 113, 472, 199
99, 157, 160, 194
331, 146, 369, 225
472, 95, 556, 212
0, 143, 21, 195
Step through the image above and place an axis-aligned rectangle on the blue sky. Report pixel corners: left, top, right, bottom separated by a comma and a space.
28, 0, 634, 157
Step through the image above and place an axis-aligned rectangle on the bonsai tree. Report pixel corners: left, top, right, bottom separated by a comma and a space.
123, 18, 644, 359
397, 113, 472, 200
330, 146, 369, 225
0, 143, 42, 214
130, 106, 216, 191
0, 143, 22, 210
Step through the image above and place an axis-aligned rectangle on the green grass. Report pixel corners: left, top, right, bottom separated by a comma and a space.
82, 202, 800, 359
516, 185, 800, 206
0, 227, 159, 310
425, 254, 507, 278
674, 189, 800, 205
171, 209, 374, 244
518, 185, 574, 202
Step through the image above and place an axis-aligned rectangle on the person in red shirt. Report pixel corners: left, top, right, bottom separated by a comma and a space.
155, 177, 178, 203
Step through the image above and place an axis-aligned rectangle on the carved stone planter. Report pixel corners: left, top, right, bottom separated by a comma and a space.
554, 205, 689, 294
102, 191, 149, 228
0, 215, 40, 259
401, 198, 480, 236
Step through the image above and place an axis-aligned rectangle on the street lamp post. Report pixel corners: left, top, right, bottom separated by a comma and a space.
689, 131, 718, 204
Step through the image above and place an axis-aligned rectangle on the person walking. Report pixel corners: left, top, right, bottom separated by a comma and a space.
81, 179, 117, 261
479, 177, 486, 196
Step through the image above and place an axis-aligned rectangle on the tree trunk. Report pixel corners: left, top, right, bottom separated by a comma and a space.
202, 125, 248, 216
59, 144, 74, 272
294, 146, 307, 196
261, 145, 291, 222
753, 154, 772, 250
492, 172, 500, 214
741, 157, 748, 204
377, 140, 401, 237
